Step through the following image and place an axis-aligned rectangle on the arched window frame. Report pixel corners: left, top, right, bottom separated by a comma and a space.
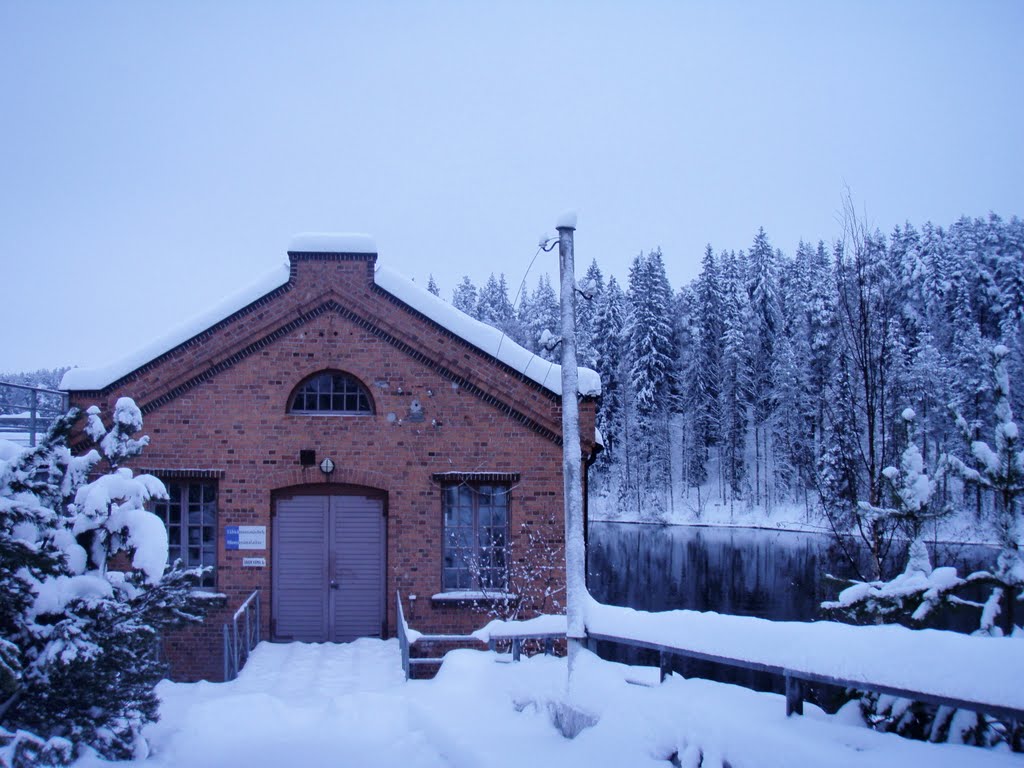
287, 370, 375, 416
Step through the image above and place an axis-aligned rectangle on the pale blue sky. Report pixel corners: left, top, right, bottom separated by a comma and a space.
2, 1, 1022, 372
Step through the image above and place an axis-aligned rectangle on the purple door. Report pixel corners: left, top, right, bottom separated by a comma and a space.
273, 493, 385, 642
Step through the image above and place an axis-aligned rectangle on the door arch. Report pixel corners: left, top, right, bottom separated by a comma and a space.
271, 485, 386, 642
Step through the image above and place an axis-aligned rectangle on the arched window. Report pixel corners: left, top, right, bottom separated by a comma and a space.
289, 371, 374, 415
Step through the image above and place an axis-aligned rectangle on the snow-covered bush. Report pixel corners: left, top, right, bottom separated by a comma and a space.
825, 348, 1024, 750
464, 520, 564, 625
0, 400, 218, 765
824, 408, 956, 625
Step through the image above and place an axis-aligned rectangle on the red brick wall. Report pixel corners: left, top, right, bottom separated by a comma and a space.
70, 253, 596, 682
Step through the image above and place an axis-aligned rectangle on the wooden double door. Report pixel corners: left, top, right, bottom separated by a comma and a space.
272, 491, 385, 642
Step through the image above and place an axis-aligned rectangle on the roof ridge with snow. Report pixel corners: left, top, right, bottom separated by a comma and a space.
61, 237, 601, 399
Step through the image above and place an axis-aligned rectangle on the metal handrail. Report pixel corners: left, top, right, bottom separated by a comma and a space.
396, 591, 561, 679
223, 589, 261, 681
0, 381, 68, 447
585, 630, 1024, 724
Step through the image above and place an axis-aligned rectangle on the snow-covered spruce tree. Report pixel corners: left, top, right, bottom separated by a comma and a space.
590, 276, 626, 493
451, 275, 478, 317
816, 357, 863, 564
948, 344, 1024, 637
0, 399, 217, 764
526, 273, 560, 362
476, 273, 512, 331
0, 413, 81, 766
426, 274, 440, 297
692, 245, 724, 456
718, 249, 752, 507
575, 259, 605, 370
745, 228, 782, 509
624, 249, 677, 518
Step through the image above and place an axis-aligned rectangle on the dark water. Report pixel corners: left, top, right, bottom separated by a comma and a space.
585, 522, 996, 706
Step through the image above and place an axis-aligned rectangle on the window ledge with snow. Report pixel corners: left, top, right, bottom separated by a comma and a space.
431, 590, 518, 605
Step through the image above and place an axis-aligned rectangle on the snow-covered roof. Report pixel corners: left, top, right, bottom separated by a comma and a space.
61, 236, 601, 399
288, 232, 377, 254
61, 263, 292, 391
374, 264, 600, 397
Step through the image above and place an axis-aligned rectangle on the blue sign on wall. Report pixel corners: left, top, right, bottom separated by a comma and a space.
225, 525, 266, 551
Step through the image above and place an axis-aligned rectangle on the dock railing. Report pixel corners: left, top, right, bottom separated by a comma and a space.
586, 630, 1024, 728
223, 589, 260, 681
397, 595, 1024, 745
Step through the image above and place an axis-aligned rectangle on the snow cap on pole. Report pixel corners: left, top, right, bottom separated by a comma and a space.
556, 211, 577, 230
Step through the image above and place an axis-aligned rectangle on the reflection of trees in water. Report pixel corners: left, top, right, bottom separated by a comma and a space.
586, 522, 995, 703
589, 524, 826, 621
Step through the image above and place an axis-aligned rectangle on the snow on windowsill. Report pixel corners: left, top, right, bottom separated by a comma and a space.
431, 590, 518, 603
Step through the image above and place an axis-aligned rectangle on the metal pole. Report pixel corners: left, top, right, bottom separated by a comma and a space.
557, 213, 587, 692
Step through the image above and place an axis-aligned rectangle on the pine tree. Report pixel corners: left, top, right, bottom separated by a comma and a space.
591, 277, 626, 480
476, 273, 514, 330
948, 344, 1024, 636
576, 259, 605, 369
426, 274, 440, 297
0, 401, 216, 763
624, 250, 677, 516
526, 274, 560, 361
451, 276, 478, 317
746, 228, 782, 507
718, 250, 751, 505
817, 356, 862, 549
994, 216, 1024, 339
693, 245, 724, 452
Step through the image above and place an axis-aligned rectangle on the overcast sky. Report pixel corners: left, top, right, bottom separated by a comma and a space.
2, 1, 1023, 374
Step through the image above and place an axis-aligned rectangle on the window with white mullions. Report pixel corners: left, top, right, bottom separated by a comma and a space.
154, 481, 217, 587
442, 484, 509, 591
289, 371, 374, 414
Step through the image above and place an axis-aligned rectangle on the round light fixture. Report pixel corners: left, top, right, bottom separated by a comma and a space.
319, 457, 335, 474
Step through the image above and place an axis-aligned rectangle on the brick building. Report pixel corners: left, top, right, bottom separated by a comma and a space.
61, 234, 600, 681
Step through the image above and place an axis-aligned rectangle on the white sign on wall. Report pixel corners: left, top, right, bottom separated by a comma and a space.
242, 557, 267, 568
225, 525, 267, 550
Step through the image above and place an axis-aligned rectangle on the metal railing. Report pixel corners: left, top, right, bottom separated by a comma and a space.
396, 592, 561, 680
584, 630, 1024, 731
223, 589, 261, 681
397, 593, 1024, 739
0, 382, 68, 447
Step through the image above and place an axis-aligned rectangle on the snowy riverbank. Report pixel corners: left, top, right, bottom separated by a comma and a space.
589, 493, 1002, 548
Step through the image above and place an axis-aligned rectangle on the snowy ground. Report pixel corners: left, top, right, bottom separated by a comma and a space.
73, 639, 1020, 768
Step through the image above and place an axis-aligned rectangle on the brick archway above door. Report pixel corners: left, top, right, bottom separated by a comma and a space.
264, 464, 395, 494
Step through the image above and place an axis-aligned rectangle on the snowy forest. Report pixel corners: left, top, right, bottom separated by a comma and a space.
434, 208, 1024, 541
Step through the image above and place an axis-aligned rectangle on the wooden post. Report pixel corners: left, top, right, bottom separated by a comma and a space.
659, 651, 672, 683
513, 638, 522, 662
